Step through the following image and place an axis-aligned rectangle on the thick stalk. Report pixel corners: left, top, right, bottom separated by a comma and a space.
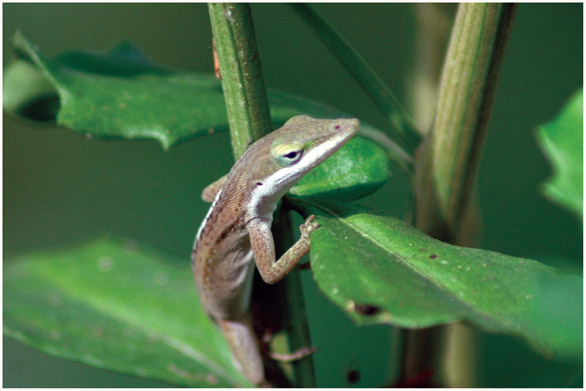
414, 3, 517, 242
397, 5, 455, 387
405, 3, 517, 387
208, 3, 315, 387
208, 3, 271, 159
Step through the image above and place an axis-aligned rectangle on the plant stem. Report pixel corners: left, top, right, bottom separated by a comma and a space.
208, 3, 272, 159
208, 3, 316, 387
272, 210, 317, 387
443, 322, 477, 387
292, 3, 421, 154
409, 4, 457, 134
414, 2, 517, 242
407, 3, 517, 387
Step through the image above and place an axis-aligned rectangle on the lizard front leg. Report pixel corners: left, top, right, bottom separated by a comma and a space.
201, 174, 228, 202
248, 215, 320, 284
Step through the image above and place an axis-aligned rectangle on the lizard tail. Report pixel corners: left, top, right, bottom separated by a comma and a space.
219, 313, 269, 387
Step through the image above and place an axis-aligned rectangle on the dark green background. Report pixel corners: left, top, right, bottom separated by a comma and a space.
3, 3, 582, 387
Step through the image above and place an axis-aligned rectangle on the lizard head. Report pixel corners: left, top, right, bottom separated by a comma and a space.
246, 115, 359, 199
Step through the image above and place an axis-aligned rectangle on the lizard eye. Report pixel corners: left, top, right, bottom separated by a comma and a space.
284, 150, 301, 160
273, 142, 305, 166
278, 149, 303, 165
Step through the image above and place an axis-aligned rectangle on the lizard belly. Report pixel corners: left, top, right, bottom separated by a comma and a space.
194, 232, 255, 321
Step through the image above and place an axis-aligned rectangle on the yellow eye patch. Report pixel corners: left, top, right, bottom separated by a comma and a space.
272, 142, 305, 166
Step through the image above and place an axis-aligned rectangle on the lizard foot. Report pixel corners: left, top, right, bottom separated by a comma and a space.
270, 346, 318, 363
300, 214, 320, 237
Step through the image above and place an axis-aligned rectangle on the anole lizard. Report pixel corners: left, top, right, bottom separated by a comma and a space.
192, 115, 359, 386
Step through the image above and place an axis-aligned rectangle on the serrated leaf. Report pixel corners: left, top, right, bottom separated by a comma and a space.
289, 137, 391, 201
3, 238, 250, 388
4, 32, 229, 149
4, 32, 410, 169
536, 89, 583, 219
292, 199, 583, 361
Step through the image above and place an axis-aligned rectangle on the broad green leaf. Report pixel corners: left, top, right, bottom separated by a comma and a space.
536, 89, 583, 219
292, 199, 582, 361
289, 137, 391, 201
3, 238, 250, 388
4, 32, 227, 149
4, 32, 410, 169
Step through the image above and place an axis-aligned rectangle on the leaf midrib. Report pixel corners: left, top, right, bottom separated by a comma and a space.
307, 200, 523, 332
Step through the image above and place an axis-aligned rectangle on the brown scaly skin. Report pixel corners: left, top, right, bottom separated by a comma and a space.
192, 115, 359, 386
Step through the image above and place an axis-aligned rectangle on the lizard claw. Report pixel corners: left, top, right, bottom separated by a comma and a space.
300, 215, 320, 237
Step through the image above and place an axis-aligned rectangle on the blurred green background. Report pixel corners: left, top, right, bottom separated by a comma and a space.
3, 3, 582, 387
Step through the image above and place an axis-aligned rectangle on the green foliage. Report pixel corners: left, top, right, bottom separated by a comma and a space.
3, 32, 392, 202
292, 199, 582, 361
5, 32, 224, 149
4, 238, 250, 388
3, 27, 583, 388
4, 32, 406, 166
536, 89, 583, 219
290, 136, 390, 200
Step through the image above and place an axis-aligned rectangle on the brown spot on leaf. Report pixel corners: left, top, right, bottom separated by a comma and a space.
355, 304, 380, 316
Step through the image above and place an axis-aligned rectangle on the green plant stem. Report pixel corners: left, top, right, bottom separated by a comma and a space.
292, 3, 421, 154
401, 8, 456, 385
406, 3, 517, 387
409, 4, 456, 134
208, 3, 272, 159
272, 209, 317, 388
443, 322, 477, 387
408, 5, 478, 388
208, 3, 316, 387
414, 3, 517, 242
